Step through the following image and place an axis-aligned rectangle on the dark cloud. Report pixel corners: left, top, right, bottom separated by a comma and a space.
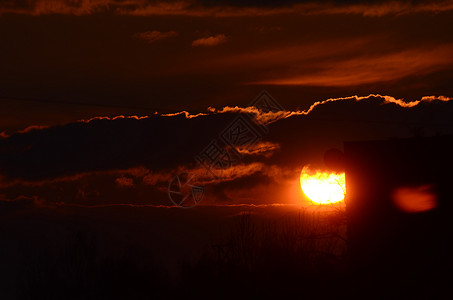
1, 0, 452, 132
1, 95, 453, 206
0, 114, 236, 182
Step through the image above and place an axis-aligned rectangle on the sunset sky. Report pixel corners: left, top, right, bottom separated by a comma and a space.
2, 2, 453, 298
1, 0, 453, 208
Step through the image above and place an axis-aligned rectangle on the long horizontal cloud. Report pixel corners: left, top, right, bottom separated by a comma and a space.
0, 104, 451, 208
0, 113, 234, 182
2, 93, 453, 208
119, 0, 453, 17
250, 45, 453, 87
163, 35, 453, 88
1, 94, 452, 183
2, 0, 453, 17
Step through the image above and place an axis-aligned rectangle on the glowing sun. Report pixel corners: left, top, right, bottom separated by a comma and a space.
300, 167, 345, 204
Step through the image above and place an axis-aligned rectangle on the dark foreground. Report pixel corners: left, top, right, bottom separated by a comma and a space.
0, 204, 448, 299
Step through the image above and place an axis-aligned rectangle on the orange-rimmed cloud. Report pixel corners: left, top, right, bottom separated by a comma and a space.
3, 94, 453, 138
1, 94, 452, 180
206, 94, 453, 127
0, 125, 49, 139
235, 141, 280, 157
75, 93, 446, 129
165, 162, 267, 186
3, 93, 453, 207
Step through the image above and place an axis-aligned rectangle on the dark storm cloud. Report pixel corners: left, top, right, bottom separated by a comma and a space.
2, 94, 453, 206
1, 94, 453, 184
0, 113, 233, 182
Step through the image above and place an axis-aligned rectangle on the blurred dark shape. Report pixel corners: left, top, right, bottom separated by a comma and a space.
324, 148, 345, 172
345, 135, 453, 298
392, 184, 438, 213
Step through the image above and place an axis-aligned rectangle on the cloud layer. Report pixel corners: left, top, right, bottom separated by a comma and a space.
1, 1, 453, 208
2, 94, 453, 207
2, 0, 453, 17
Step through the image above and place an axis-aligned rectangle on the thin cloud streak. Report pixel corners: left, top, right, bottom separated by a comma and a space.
2, 0, 453, 17
50, 202, 296, 208
192, 34, 228, 47
133, 30, 178, 43
249, 45, 453, 87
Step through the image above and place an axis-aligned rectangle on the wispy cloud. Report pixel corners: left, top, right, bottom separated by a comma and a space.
303, 0, 453, 17
0, 0, 111, 16
248, 44, 453, 87
116, 0, 453, 18
4, 1, 452, 17
235, 141, 280, 157
133, 30, 178, 43
117, 1, 293, 17
192, 34, 228, 47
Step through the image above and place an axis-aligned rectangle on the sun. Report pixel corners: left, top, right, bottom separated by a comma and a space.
300, 166, 345, 205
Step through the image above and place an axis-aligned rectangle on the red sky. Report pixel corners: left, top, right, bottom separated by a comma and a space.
1, 0, 453, 207
1, 0, 453, 130
2, 4, 453, 298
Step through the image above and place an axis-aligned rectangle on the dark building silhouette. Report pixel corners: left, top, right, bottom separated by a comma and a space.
344, 136, 453, 297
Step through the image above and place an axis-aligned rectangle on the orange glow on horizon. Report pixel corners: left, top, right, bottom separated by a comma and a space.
300, 167, 345, 205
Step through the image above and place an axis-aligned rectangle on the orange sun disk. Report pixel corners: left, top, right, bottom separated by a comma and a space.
300, 167, 345, 205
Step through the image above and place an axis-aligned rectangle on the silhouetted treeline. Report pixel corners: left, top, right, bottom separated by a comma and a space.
3, 207, 350, 299
177, 210, 348, 299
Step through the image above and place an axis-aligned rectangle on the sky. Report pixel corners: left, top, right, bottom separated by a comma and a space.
1, 0, 453, 208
